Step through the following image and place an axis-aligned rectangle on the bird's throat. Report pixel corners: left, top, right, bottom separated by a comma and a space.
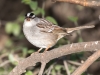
24, 21, 33, 27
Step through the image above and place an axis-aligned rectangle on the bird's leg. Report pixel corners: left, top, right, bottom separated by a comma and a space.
44, 45, 51, 52
44, 47, 50, 52
37, 48, 43, 52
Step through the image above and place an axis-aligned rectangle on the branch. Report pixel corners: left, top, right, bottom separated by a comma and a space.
52, 0, 100, 7
0, 60, 10, 67
38, 62, 46, 75
67, 60, 82, 66
8, 41, 100, 75
71, 49, 100, 75
63, 60, 70, 75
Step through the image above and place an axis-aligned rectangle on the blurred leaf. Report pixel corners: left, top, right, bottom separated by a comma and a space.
22, 47, 28, 57
70, 54, 77, 60
28, 49, 35, 54
70, 52, 84, 60
12, 23, 21, 36
77, 52, 84, 58
5, 22, 13, 34
51, 69, 56, 75
55, 65, 62, 71
41, 8, 45, 17
68, 65, 75, 73
25, 71, 33, 75
5, 22, 21, 36
8, 54, 18, 65
57, 38, 68, 47
34, 7, 45, 16
8, 54, 15, 62
18, 34, 25, 39
76, 5, 84, 10
29, 1, 38, 10
34, 7, 41, 15
17, 15, 25, 22
68, 16, 78, 23
46, 16, 58, 25
21, 0, 31, 4
78, 37, 83, 42
5, 39, 13, 47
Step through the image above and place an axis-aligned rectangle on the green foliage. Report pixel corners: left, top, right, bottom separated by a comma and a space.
0, 68, 11, 75
46, 16, 58, 25
5, 22, 13, 34
8, 54, 18, 65
34, 7, 45, 16
68, 65, 75, 73
13, 23, 21, 36
17, 14, 25, 22
5, 39, 13, 47
40, 8, 45, 17
77, 52, 84, 58
5, 22, 21, 36
70, 52, 84, 61
29, 1, 38, 10
22, 47, 28, 57
51, 69, 56, 75
70, 54, 78, 60
51, 64, 63, 75
25, 71, 33, 75
22, 47, 35, 57
55, 65, 62, 71
78, 37, 83, 42
68, 16, 78, 23
21, 0, 31, 4
22, 0, 45, 16
22, 0, 38, 11
28, 49, 35, 54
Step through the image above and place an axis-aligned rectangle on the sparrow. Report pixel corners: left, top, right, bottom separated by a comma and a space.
23, 12, 94, 52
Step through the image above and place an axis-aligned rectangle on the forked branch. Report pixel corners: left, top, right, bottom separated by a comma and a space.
8, 41, 100, 75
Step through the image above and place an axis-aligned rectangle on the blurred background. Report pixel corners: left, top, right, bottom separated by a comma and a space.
0, 0, 100, 75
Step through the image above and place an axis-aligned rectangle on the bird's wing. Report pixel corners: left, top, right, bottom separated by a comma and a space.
36, 18, 66, 33
36, 18, 55, 32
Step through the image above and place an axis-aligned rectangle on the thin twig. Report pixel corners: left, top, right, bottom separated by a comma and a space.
67, 60, 82, 66
0, 53, 8, 63
47, 64, 54, 75
52, 0, 100, 7
0, 60, 10, 67
42, 0, 45, 18
63, 60, 70, 75
44, 63, 55, 75
38, 62, 46, 75
71, 50, 100, 75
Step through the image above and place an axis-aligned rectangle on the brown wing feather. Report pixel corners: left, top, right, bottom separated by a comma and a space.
36, 18, 67, 33
36, 18, 55, 32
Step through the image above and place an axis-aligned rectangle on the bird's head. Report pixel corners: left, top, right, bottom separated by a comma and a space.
25, 12, 36, 21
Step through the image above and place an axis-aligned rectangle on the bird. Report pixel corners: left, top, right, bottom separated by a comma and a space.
23, 12, 95, 52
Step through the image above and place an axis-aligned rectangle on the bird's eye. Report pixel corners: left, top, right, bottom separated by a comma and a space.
30, 13, 34, 16
25, 12, 35, 19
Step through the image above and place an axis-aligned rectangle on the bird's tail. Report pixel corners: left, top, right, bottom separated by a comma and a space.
66, 25, 95, 34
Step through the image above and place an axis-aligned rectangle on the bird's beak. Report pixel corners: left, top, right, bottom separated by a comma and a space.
26, 18, 30, 21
